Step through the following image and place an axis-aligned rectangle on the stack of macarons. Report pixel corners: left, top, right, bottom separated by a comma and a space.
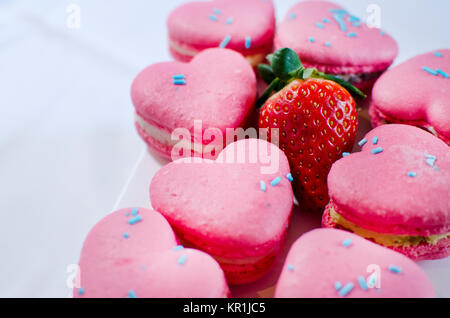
74, 0, 449, 298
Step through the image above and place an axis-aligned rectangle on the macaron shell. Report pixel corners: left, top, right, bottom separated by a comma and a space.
150, 138, 294, 284
74, 208, 229, 298
132, 48, 256, 133
275, 1, 398, 70
275, 228, 435, 298
327, 124, 450, 237
370, 49, 450, 144
167, 0, 275, 55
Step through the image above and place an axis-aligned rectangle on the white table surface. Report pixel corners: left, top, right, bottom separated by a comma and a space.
0, 0, 449, 298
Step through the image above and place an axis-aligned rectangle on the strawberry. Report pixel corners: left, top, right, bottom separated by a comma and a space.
257, 48, 365, 212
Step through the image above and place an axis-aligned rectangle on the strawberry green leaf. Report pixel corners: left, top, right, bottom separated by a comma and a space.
258, 64, 276, 85
272, 48, 303, 80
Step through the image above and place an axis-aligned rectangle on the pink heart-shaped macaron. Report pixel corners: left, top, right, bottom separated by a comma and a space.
150, 138, 294, 285
275, 0, 398, 91
167, 0, 275, 66
73, 208, 229, 298
275, 229, 435, 298
131, 48, 256, 160
370, 49, 450, 145
323, 124, 449, 260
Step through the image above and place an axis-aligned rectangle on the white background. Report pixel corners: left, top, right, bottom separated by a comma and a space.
0, 0, 449, 298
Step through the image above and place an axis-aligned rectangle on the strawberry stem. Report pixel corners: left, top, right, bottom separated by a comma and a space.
257, 48, 366, 107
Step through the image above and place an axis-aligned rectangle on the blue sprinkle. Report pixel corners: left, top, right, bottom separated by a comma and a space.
368, 273, 377, 287
270, 177, 282, 187
308, 37, 315, 43
407, 172, 417, 178
78, 288, 85, 295
290, 12, 297, 19
325, 41, 331, 47
334, 281, 342, 291
333, 13, 347, 32
219, 35, 231, 48
372, 136, 378, 145
316, 22, 325, 29
371, 147, 383, 155
358, 138, 368, 147
338, 283, 354, 297
245, 37, 252, 49
342, 238, 352, 247
423, 66, 438, 76
358, 276, 368, 290
434, 51, 443, 57
286, 173, 294, 182
225, 17, 234, 25
322, 18, 331, 23
125, 212, 130, 216
209, 15, 218, 22
436, 69, 449, 78
347, 32, 357, 38
348, 15, 360, 22
213, 8, 221, 15
329, 9, 348, 15
131, 207, 138, 216
425, 154, 437, 160
123, 232, 130, 238
128, 215, 142, 225
425, 158, 436, 167
173, 245, 184, 251
388, 265, 402, 274
172, 74, 185, 80
260, 181, 267, 192
352, 21, 361, 27
287, 264, 295, 271
173, 79, 186, 85
178, 255, 187, 265
342, 152, 351, 157
380, 30, 385, 35
128, 290, 137, 298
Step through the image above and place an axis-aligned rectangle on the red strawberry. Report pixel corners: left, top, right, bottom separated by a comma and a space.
257, 48, 365, 212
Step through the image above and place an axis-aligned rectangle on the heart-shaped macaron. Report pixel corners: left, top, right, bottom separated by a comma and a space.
167, 0, 275, 66
275, 0, 398, 91
322, 124, 449, 260
131, 48, 256, 160
370, 49, 450, 145
73, 208, 229, 298
150, 138, 294, 285
275, 229, 435, 298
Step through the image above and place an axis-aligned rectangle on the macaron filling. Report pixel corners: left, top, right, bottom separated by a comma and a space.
329, 206, 449, 247
169, 39, 267, 66
135, 113, 222, 158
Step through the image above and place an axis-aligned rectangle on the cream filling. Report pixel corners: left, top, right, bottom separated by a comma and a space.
169, 39, 266, 66
135, 113, 219, 156
330, 207, 449, 247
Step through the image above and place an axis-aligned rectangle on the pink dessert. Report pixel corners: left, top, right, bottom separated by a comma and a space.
275, 229, 435, 298
167, 0, 275, 67
274, 0, 398, 92
322, 124, 449, 261
150, 138, 294, 285
131, 48, 256, 160
370, 49, 450, 145
73, 208, 229, 298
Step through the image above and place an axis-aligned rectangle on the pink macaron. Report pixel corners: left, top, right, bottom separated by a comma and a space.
150, 138, 294, 285
73, 208, 229, 298
274, 0, 398, 92
131, 48, 256, 160
322, 124, 449, 261
275, 229, 435, 298
370, 49, 450, 145
167, 0, 275, 67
